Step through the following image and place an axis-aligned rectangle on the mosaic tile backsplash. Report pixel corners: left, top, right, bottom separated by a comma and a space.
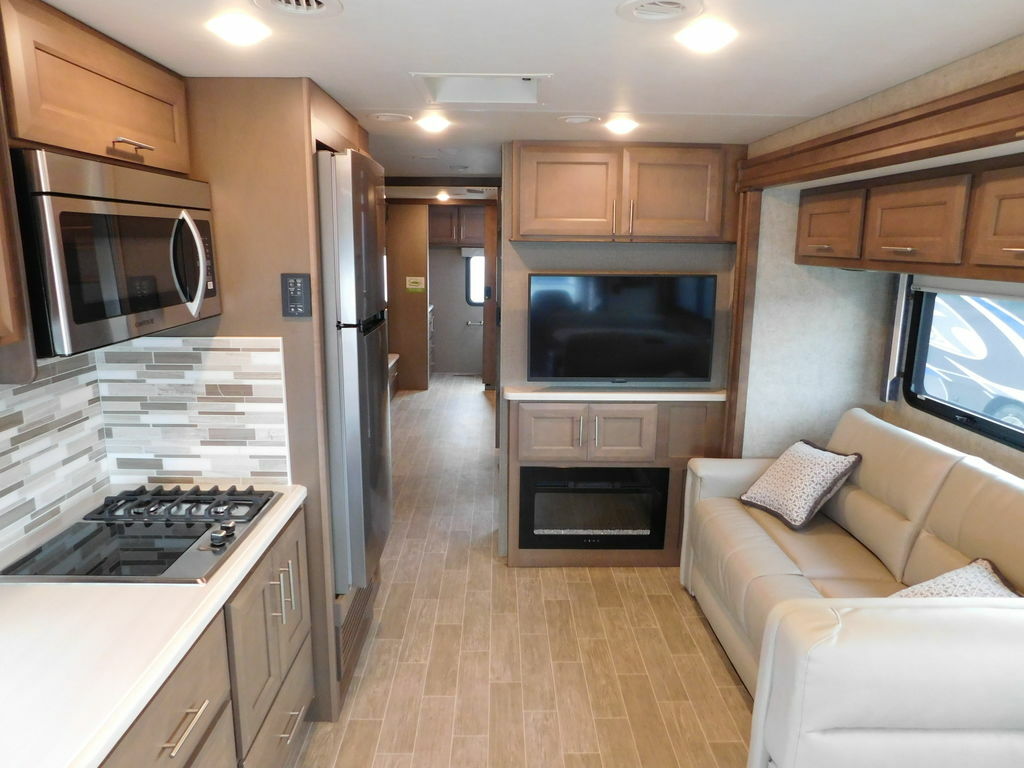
0, 354, 107, 552
0, 337, 289, 550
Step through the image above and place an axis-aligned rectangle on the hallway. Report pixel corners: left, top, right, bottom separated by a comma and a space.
298, 374, 752, 767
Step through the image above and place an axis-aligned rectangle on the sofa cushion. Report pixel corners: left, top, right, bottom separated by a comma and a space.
904, 457, 1024, 592
740, 441, 861, 529
824, 408, 965, 581
892, 559, 1020, 598
746, 508, 902, 598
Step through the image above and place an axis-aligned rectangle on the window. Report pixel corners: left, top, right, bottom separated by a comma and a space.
465, 254, 485, 306
904, 287, 1024, 449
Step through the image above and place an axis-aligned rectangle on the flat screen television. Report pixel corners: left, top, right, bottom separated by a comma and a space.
528, 273, 716, 383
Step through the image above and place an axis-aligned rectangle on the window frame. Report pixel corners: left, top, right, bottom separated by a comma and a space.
903, 288, 1024, 451
465, 254, 485, 307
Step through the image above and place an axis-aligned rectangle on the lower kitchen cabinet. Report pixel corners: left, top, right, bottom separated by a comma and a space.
101, 615, 232, 768
226, 512, 313, 765
243, 637, 314, 768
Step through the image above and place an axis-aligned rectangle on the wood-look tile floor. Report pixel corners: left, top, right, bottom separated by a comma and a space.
298, 375, 752, 768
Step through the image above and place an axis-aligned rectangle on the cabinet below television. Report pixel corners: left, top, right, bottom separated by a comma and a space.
503, 388, 725, 567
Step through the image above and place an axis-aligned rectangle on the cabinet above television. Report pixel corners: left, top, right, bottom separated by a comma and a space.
510, 141, 745, 243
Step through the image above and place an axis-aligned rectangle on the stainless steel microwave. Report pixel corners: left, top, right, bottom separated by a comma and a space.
16, 150, 221, 357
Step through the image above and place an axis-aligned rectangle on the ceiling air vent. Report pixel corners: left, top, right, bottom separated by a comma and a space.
616, 0, 703, 23
251, 0, 343, 17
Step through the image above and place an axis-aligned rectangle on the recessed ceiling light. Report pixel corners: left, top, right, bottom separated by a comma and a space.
205, 12, 272, 46
616, 0, 703, 24
675, 16, 737, 53
417, 115, 451, 133
605, 117, 639, 135
436, 191, 450, 201
373, 112, 413, 122
558, 115, 601, 125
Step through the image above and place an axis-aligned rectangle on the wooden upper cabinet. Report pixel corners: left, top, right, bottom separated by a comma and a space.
0, 0, 190, 173
965, 165, 1024, 268
622, 147, 723, 238
515, 144, 621, 238
795, 188, 866, 261
862, 175, 971, 265
428, 205, 485, 247
458, 205, 486, 246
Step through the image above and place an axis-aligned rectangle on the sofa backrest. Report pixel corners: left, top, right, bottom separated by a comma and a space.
904, 456, 1024, 592
824, 409, 964, 581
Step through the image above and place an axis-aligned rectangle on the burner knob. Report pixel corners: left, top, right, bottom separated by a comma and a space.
210, 530, 229, 548
218, 521, 237, 537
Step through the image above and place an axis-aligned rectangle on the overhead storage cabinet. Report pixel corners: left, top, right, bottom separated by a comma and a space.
0, 0, 191, 173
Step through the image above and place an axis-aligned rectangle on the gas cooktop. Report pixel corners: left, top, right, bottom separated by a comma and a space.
1, 485, 281, 583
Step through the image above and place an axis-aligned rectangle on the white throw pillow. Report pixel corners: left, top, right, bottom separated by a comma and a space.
891, 559, 1020, 598
740, 440, 861, 530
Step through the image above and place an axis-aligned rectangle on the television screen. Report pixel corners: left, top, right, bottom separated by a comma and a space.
528, 273, 716, 382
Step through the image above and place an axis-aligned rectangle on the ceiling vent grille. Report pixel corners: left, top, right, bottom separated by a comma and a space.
616, 0, 703, 23
251, 0, 343, 17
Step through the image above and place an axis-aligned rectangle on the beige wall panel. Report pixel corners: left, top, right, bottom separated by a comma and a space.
386, 205, 430, 390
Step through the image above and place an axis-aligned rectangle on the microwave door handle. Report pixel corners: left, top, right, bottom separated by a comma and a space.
169, 217, 190, 306
177, 209, 207, 317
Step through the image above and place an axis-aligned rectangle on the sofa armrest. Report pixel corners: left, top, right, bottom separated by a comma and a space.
680, 458, 774, 588
748, 598, 1024, 768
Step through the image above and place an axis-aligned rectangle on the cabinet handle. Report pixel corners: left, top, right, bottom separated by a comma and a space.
880, 246, 916, 254
161, 699, 210, 758
286, 560, 297, 611
611, 199, 617, 235
1001, 248, 1024, 253
594, 416, 600, 447
112, 136, 155, 152
270, 577, 287, 624
807, 244, 833, 251
628, 199, 635, 235
577, 416, 584, 447
279, 705, 306, 745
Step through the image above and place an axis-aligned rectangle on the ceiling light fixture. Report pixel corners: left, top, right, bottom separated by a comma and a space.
605, 117, 639, 135
558, 115, 601, 125
417, 114, 451, 133
675, 16, 737, 53
205, 12, 272, 46
436, 191, 451, 201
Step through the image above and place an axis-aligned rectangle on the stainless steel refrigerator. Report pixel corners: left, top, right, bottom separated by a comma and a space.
317, 149, 392, 596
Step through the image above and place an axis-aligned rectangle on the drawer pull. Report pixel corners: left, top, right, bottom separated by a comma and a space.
279, 705, 306, 745
880, 246, 916, 254
112, 136, 156, 152
807, 244, 833, 251
270, 577, 287, 624
161, 699, 210, 758
577, 416, 583, 448
1002, 248, 1024, 253
594, 416, 600, 447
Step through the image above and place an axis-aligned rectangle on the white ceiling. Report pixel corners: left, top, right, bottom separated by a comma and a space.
45, 0, 1024, 178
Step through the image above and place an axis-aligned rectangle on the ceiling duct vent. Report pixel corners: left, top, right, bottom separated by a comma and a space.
251, 0, 343, 17
412, 73, 551, 105
616, 0, 703, 23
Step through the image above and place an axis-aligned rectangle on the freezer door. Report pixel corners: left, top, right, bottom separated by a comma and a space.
354, 315, 393, 587
351, 151, 388, 319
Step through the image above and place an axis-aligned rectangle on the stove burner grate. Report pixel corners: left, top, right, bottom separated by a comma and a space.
86, 485, 275, 523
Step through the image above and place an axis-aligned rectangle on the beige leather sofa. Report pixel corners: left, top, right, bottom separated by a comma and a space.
680, 408, 1024, 768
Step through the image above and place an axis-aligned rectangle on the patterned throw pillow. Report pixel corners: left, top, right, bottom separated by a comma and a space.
739, 440, 861, 530
891, 559, 1021, 598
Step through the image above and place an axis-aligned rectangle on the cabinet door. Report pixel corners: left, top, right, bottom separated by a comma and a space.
588, 404, 658, 462
795, 189, 866, 261
458, 206, 486, 246
243, 637, 314, 768
517, 403, 589, 462
516, 144, 621, 237
274, 514, 311, 672
226, 554, 285, 756
186, 702, 238, 768
0, 0, 190, 173
863, 175, 970, 265
428, 206, 459, 245
965, 166, 1024, 268
623, 147, 724, 238
101, 616, 230, 768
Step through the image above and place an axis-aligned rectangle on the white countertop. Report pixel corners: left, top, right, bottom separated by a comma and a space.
503, 385, 727, 402
0, 485, 307, 768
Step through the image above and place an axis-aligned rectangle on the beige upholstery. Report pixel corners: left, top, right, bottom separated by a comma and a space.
824, 409, 964, 581
679, 408, 1024, 768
